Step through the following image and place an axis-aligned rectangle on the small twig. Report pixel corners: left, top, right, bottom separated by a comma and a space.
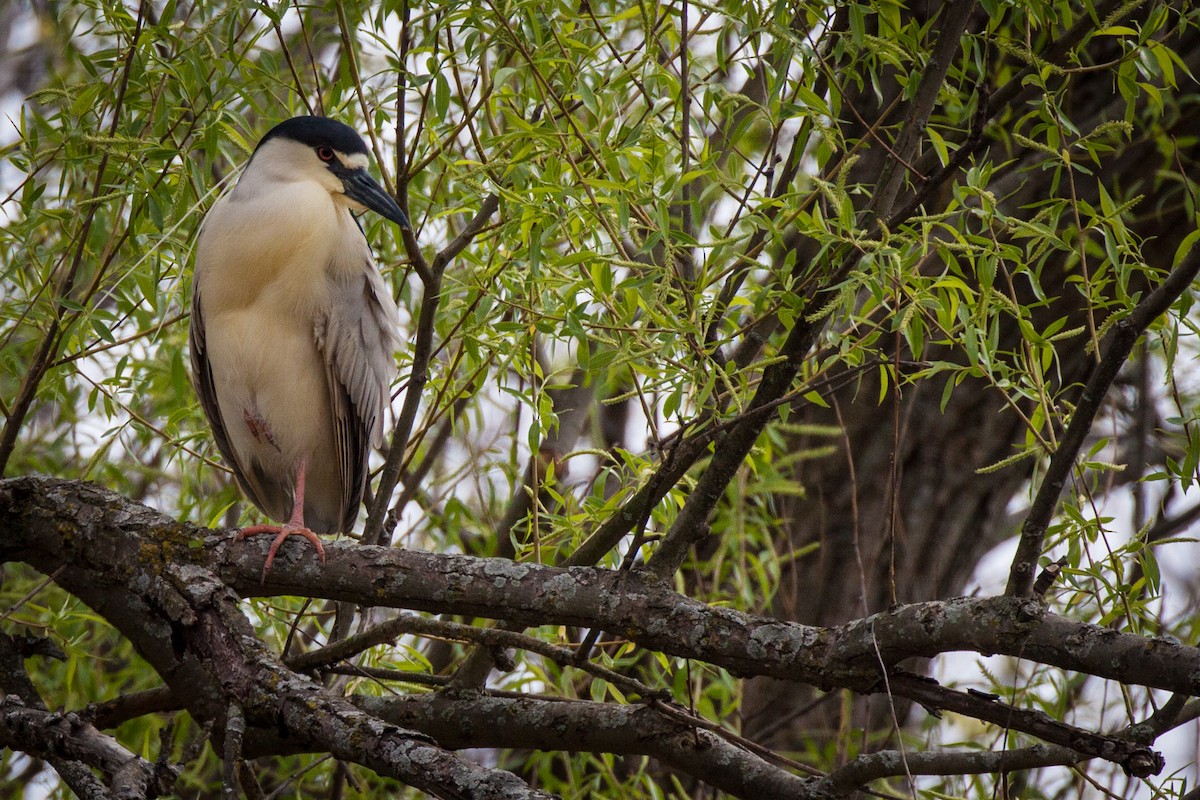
293, 612, 665, 706
51, 311, 187, 367
1032, 556, 1069, 597
0, 565, 65, 624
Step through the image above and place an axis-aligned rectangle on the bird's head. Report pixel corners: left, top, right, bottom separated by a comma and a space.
246, 116, 411, 230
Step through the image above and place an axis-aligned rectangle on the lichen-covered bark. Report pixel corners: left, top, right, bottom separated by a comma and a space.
0, 476, 1186, 786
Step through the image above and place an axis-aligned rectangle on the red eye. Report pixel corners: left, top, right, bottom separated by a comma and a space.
316, 146, 335, 162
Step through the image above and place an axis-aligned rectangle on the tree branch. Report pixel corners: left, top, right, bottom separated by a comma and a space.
868, 0, 977, 221
172, 567, 554, 800
0, 631, 112, 798
87, 686, 178, 730
297, 611, 662, 705
886, 673, 1160, 777
1006, 248, 1200, 595
0, 477, 550, 799
820, 694, 1196, 791
0, 696, 178, 798
642, 0, 979, 578
353, 692, 821, 800
3, 476, 1197, 752
364, 193, 502, 547
885, 0, 1128, 226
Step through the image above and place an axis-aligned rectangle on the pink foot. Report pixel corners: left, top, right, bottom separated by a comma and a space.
236, 524, 326, 581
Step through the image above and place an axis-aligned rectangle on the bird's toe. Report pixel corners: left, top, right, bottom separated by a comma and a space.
236, 523, 326, 581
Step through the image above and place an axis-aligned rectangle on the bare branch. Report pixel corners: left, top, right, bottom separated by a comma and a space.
0, 633, 112, 799
820, 695, 1197, 791
355, 692, 819, 800
886, 673, 1159, 776
364, 193, 502, 546
88, 686, 178, 730
0, 696, 178, 798
1006, 249, 1200, 595
300, 612, 662, 705
172, 567, 554, 800
4, 476, 1198, 750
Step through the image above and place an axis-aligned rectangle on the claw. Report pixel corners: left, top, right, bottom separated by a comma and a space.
236, 524, 326, 582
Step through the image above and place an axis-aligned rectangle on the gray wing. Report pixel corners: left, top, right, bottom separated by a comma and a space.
314, 259, 401, 531
190, 286, 290, 520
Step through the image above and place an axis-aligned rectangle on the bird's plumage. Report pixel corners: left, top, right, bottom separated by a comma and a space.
190, 116, 403, 536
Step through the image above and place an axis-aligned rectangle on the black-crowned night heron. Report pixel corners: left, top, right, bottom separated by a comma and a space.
190, 116, 407, 577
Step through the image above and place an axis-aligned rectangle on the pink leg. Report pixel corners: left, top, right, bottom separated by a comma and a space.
235, 456, 326, 581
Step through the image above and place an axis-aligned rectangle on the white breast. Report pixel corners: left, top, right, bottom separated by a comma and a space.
194, 178, 361, 526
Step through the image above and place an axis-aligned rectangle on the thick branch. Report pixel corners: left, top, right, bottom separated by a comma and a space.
0, 478, 549, 799
172, 568, 553, 800
354, 693, 823, 800
0, 632, 112, 798
6, 478, 1200, 699
0, 477, 1189, 783
239, 555, 1200, 706
0, 697, 177, 798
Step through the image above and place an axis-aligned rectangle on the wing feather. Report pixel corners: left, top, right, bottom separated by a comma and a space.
314, 257, 401, 531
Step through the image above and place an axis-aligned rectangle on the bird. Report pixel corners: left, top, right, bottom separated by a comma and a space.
189, 115, 408, 578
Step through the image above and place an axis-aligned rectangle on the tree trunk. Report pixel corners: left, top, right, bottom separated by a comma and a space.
744, 18, 1200, 745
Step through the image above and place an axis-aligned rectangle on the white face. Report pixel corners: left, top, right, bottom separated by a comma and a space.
243, 139, 368, 201
336, 152, 369, 171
